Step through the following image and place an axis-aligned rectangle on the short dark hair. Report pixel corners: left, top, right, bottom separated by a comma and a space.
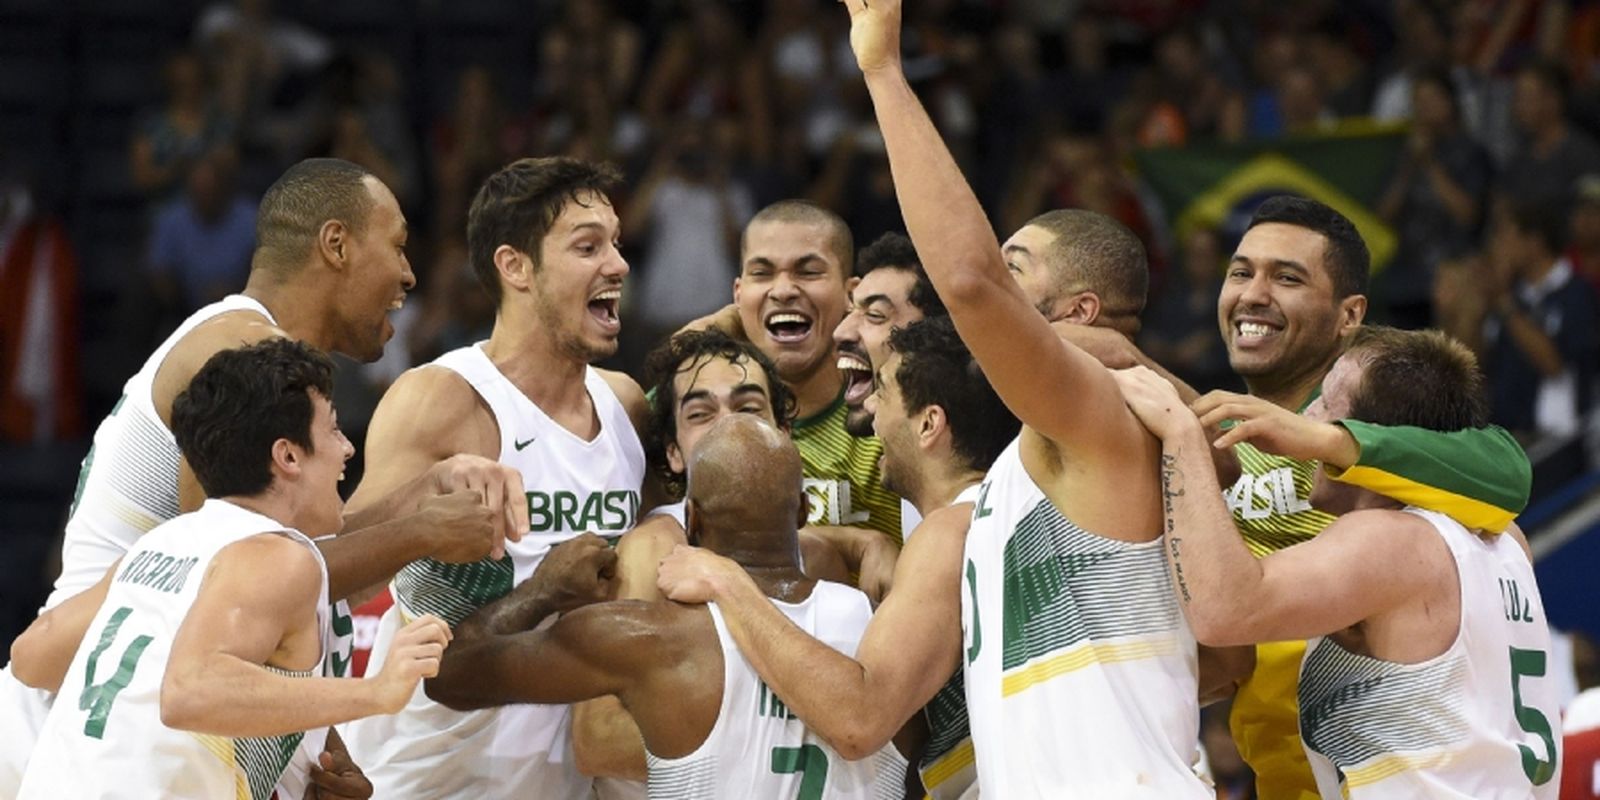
856, 231, 946, 318
1344, 326, 1486, 431
1246, 195, 1370, 299
1507, 199, 1567, 254
888, 316, 1020, 472
466, 157, 623, 306
1025, 209, 1149, 317
172, 338, 337, 499
644, 329, 796, 498
742, 199, 854, 279
255, 158, 375, 272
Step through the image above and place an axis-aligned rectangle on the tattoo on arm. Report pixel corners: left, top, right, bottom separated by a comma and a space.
1161, 454, 1192, 604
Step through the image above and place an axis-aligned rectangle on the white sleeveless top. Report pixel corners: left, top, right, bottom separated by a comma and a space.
19, 500, 332, 800
47, 294, 274, 609
919, 485, 980, 800
345, 343, 647, 800
647, 582, 908, 799
1300, 508, 1561, 799
960, 437, 1206, 798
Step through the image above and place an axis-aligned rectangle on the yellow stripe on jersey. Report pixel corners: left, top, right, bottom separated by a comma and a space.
191, 733, 249, 800
920, 738, 975, 789
1344, 749, 1458, 788
1328, 465, 1514, 533
1000, 638, 1179, 697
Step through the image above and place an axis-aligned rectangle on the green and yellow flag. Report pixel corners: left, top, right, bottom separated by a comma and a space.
1135, 124, 1406, 271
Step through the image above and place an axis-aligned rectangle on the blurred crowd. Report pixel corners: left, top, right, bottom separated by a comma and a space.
2, 0, 1599, 467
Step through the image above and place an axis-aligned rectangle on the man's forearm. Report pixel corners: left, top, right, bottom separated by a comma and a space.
317, 515, 435, 602
454, 580, 563, 643
162, 654, 389, 739
1159, 422, 1264, 640
706, 568, 896, 758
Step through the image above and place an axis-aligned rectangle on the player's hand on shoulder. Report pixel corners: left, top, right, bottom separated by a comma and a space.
1195, 390, 1357, 467
656, 544, 742, 604
679, 303, 745, 341
427, 454, 529, 557
417, 490, 502, 563
375, 613, 452, 713
1113, 366, 1196, 440
526, 533, 619, 613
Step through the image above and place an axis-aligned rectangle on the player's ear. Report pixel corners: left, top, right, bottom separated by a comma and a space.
666, 440, 686, 475
494, 245, 532, 294
1062, 291, 1101, 326
318, 219, 349, 269
919, 404, 945, 448
271, 438, 301, 479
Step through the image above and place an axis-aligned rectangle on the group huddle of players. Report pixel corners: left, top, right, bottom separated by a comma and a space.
0, 2, 1560, 799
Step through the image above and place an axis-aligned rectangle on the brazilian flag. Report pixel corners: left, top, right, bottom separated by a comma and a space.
1134, 123, 1406, 273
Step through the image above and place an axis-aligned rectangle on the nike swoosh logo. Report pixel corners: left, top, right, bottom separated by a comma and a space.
514, 436, 536, 451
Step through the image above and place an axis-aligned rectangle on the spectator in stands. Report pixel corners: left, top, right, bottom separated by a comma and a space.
1378, 67, 1493, 329
429, 66, 512, 240
1305, 18, 1375, 120
145, 147, 256, 315
129, 51, 236, 204
1500, 60, 1600, 221
196, 0, 332, 124
1483, 201, 1600, 440
1567, 174, 1600, 298
638, 0, 771, 162
1139, 227, 1235, 394
1372, 0, 1454, 123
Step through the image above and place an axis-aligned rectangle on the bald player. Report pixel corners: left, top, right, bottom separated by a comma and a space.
427, 415, 909, 799
844, 0, 1229, 794
0, 158, 513, 797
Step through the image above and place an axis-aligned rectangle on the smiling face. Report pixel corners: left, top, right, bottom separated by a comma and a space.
297, 390, 356, 537
867, 351, 919, 501
735, 219, 850, 386
337, 177, 415, 362
665, 353, 781, 474
833, 266, 922, 436
1219, 222, 1354, 390
531, 191, 628, 363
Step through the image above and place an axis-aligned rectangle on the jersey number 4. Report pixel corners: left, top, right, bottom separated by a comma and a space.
79, 606, 154, 739
771, 744, 829, 800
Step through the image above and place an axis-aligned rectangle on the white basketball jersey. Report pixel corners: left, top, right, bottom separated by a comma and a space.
647, 583, 908, 799
960, 438, 1206, 798
18, 500, 332, 800
1300, 508, 1561, 799
345, 343, 646, 800
918, 486, 980, 800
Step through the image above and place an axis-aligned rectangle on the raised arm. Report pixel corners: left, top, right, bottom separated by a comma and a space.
1119, 368, 1450, 645
656, 504, 967, 759
10, 559, 120, 692
844, 0, 1143, 456
160, 534, 450, 738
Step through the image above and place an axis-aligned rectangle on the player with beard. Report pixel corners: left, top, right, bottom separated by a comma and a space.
833, 232, 946, 538
341, 157, 650, 800
660, 317, 1019, 799
0, 158, 514, 799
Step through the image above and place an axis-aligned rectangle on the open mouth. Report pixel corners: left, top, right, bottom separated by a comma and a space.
765, 311, 813, 345
838, 350, 873, 404
588, 289, 621, 329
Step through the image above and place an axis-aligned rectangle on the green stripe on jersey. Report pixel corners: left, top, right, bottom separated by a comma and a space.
1227, 443, 1335, 557
394, 557, 515, 626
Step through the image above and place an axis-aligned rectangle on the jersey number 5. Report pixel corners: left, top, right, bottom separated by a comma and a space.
771, 744, 829, 800
79, 606, 154, 739
1510, 646, 1558, 785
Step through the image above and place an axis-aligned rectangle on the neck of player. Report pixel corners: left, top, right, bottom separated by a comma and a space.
1246, 355, 1336, 412
245, 283, 338, 353
789, 360, 845, 420
909, 464, 987, 518
483, 313, 593, 415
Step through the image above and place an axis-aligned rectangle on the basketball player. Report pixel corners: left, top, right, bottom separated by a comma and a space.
10, 339, 453, 799
426, 415, 909, 799
340, 156, 650, 799
1117, 326, 1560, 798
0, 158, 515, 798
1198, 196, 1536, 799
659, 316, 1018, 799
844, 0, 1211, 793
732, 201, 902, 541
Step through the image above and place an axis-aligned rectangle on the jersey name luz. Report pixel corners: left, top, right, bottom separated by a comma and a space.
792, 395, 901, 543
1300, 508, 1560, 799
961, 438, 1206, 798
19, 500, 332, 800
647, 584, 907, 799
345, 343, 646, 800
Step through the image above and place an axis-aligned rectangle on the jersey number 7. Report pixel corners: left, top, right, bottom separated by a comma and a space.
771, 744, 829, 800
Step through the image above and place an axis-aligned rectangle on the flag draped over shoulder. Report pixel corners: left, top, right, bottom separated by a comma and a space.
1134, 125, 1406, 272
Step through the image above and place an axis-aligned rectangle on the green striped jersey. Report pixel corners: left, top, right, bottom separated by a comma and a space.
792, 394, 902, 543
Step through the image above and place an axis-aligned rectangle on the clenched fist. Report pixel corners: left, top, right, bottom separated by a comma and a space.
373, 614, 452, 713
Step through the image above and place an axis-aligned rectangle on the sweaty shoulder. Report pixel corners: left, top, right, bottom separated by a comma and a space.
912, 502, 975, 545
597, 368, 650, 437
152, 310, 284, 423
